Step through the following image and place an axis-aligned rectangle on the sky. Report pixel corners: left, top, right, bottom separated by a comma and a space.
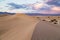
0, 0, 60, 14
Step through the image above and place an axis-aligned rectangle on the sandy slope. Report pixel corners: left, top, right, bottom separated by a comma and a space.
0, 14, 39, 40
31, 21, 60, 40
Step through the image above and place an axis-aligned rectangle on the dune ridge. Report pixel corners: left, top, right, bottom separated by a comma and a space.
0, 14, 39, 40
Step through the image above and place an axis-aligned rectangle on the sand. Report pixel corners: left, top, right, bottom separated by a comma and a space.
0, 14, 60, 40
0, 14, 39, 40
31, 20, 60, 40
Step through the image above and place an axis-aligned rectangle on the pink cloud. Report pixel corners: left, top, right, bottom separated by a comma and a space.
51, 6, 60, 11
33, 3, 44, 10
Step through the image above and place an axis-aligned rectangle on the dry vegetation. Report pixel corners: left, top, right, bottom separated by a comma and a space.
33, 16, 60, 24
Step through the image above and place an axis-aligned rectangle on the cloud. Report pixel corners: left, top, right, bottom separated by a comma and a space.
8, 3, 27, 10
0, 1, 60, 14
33, 3, 44, 9
51, 6, 60, 11
47, 0, 60, 6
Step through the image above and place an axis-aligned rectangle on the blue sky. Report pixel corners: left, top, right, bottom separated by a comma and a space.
0, 0, 60, 14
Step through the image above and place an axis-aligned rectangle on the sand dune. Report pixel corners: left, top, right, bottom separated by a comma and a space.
0, 14, 60, 40
0, 14, 39, 40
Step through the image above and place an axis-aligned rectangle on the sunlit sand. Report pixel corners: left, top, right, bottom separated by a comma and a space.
0, 14, 60, 40
0, 14, 39, 40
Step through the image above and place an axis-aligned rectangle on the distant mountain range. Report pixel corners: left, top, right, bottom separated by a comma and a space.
0, 12, 15, 15
26, 13, 60, 16
0, 12, 60, 16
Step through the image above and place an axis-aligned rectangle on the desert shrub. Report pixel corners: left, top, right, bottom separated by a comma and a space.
54, 22, 57, 24
42, 20, 46, 21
